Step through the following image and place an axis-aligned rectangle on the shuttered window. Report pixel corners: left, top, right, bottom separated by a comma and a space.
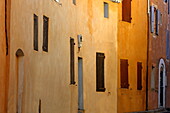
166, 31, 170, 59
96, 53, 105, 92
70, 38, 75, 84
104, 2, 109, 18
168, 0, 170, 14
156, 10, 160, 35
39, 100, 41, 113
122, 0, 131, 23
120, 59, 129, 88
34, 14, 38, 51
137, 62, 142, 90
43, 16, 49, 52
73, 0, 76, 5
150, 6, 155, 33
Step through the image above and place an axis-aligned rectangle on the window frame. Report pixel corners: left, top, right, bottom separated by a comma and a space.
42, 16, 49, 52
33, 14, 38, 51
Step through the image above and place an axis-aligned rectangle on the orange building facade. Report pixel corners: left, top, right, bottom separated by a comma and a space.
0, 0, 7, 113
117, 0, 148, 112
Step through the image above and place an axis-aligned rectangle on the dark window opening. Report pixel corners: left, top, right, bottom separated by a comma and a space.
42, 16, 49, 52
166, 31, 170, 59
122, 0, 132, 22
104, 2, 109, 18
34, 14, 38, 51
137, 62, 142, 90
39, 99, 41, 113
96, 53, 105, 92
168, 0, 170, 14
70, 38, 75, 84
120, 59, 129, 88
156, 9, 160, 35
73, 0, 76, 5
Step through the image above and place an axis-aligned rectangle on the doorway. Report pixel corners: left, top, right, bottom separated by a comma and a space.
16, 49, 25, 113
158, 59, 166, 108
78, 58, 84, 113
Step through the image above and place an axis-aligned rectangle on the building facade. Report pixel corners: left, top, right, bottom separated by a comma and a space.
7, 0, 118, 113
148, 0, 170, 110
117, 0, 148, 112
0, 0, 8, 113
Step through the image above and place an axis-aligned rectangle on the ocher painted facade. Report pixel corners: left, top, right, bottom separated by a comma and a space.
117, 0, 148, 112
7, 0, 118, 113
0, 0, 7, 113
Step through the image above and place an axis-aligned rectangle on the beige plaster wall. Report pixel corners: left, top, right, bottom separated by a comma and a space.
8, 0, 118, 113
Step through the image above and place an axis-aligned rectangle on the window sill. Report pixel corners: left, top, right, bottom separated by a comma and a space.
96, 88, 106, 92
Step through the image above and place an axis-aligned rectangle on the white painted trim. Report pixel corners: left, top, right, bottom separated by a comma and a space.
158, 59, 166, 108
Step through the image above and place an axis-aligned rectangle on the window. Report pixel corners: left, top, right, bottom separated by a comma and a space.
73, 0, 76, 5
39, 99, 41, 113
122, 0, 131, 22
42, 16, 49, 52
166, 31, 170, 59
120, 59, 129, 88
70, 38, 75, 84
55, 0, 60, 2
168, 0, 170, 14
150, 6, 155, 33
156, 9, 161, 35
137, 62, 142, 90
150, 6, 161, 35
104, 2, 109, 18
164, 0, 168, 3
34, 14, 38, 51
96, 53, 105, 92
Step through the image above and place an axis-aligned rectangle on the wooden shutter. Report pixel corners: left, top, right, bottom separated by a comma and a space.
39, 100, 41, 113
43, 16, 49, 52
120, 59, 129, 88
150, 6, 155, 33
137, 62, 142, 90
34, 14, 38, 51
156, 10, 160, 35
70, 38, 75, 84
122, 0, 131, 22
104, 2, 109, 18
166, 31, 170, 59
73, 0, 76, 5
168, 0, 170, 14
96, 53, 105, 92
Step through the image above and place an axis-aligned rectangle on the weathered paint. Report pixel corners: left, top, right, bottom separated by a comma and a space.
7, 0, 118, 113
117, 0, 148, 112
0, 0, 7, 112
148, 0, 170, 110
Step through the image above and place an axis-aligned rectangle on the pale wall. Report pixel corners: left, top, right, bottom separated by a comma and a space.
8, 0, 118, 113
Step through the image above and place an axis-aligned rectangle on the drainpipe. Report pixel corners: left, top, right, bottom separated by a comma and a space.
146, 0, 150, 111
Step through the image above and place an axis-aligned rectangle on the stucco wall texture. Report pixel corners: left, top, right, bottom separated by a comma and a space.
7, 0, 118, 113
117, 0, 148, 113
0, 0, 7, 113
148, 0, 169, 110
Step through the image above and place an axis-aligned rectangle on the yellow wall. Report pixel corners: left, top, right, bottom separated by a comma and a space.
7, 0, 118, 113
0, 0, 7, 112
117, 0, 148, 113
